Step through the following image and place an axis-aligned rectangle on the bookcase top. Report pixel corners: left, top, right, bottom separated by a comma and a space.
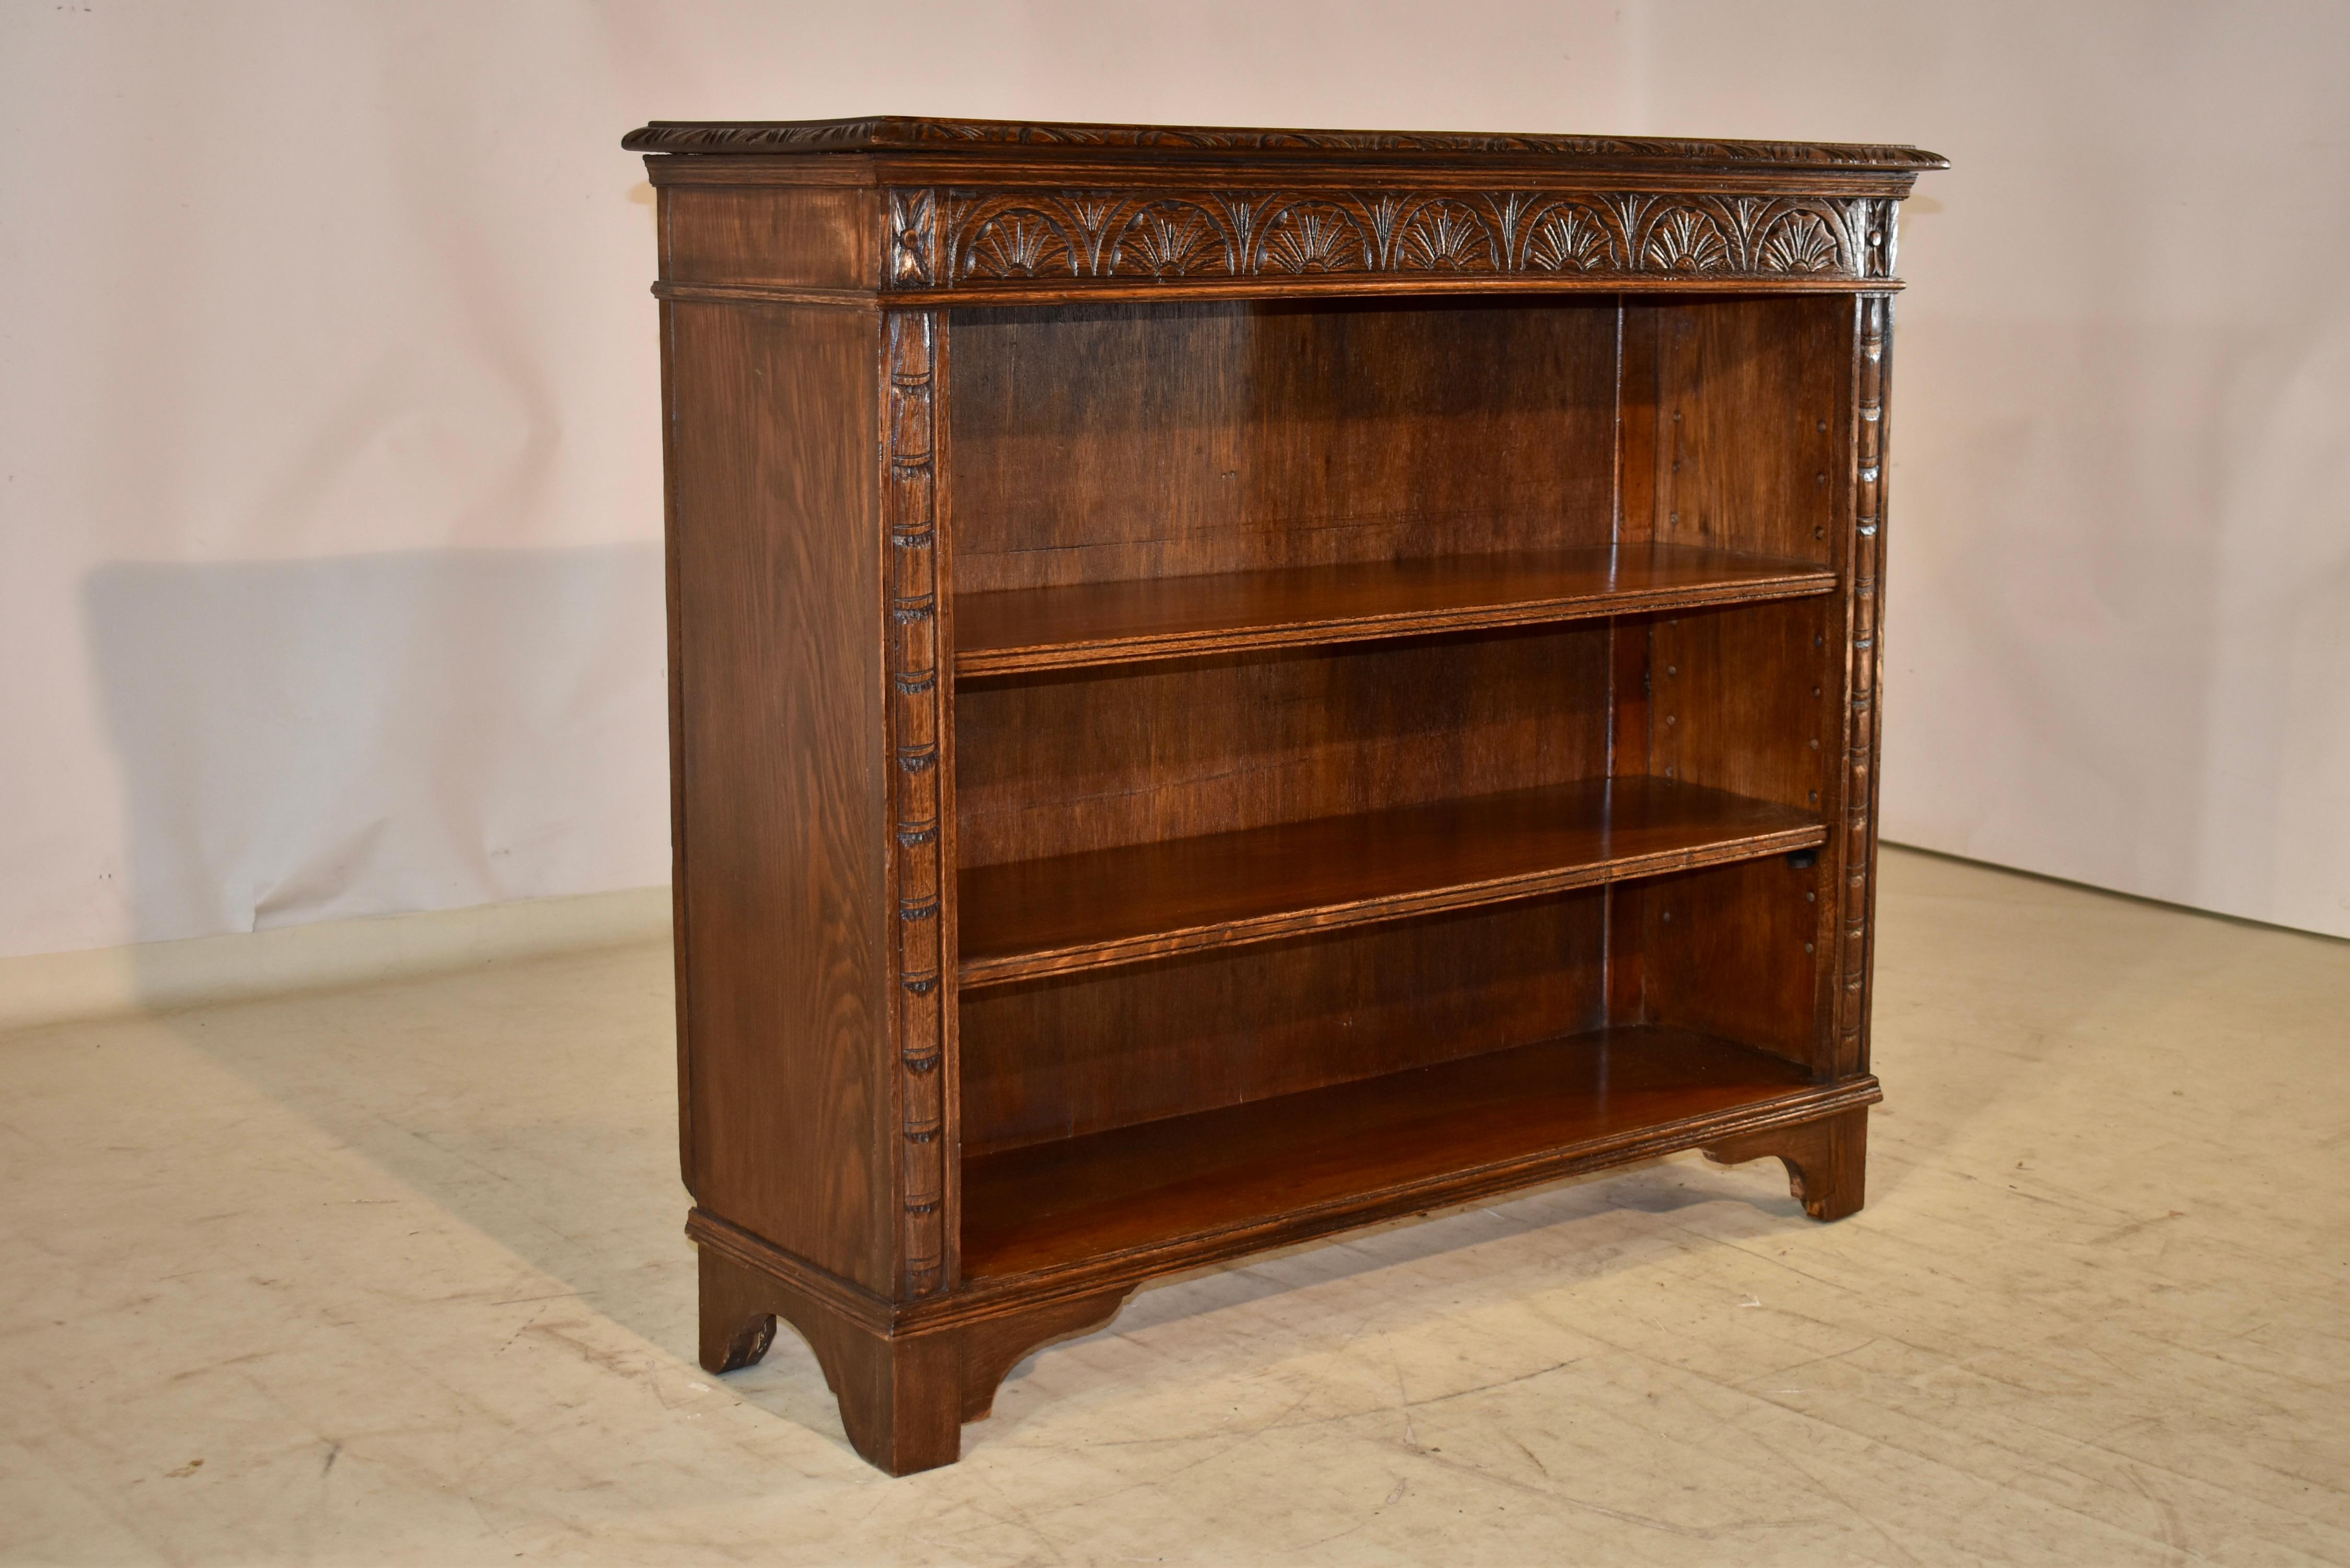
623, 116, 1948, 172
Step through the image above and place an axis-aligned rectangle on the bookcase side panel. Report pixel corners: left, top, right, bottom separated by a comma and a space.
662, 182, 881, 290
669, 297, 896, 1293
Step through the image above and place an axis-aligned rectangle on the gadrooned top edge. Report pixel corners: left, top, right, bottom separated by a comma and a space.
621, 116, 1949, 171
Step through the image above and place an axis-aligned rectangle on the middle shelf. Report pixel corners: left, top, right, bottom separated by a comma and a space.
953, 543, 1836, 677
958, 775, 1825, 988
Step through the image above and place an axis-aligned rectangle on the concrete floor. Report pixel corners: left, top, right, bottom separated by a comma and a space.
3, 847, 2346, 1565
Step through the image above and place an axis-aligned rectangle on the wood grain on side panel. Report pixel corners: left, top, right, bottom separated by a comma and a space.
663, 186, 880, 290
669, 299, 894, 1292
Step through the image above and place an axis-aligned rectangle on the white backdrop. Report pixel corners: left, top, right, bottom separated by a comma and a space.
4, 0, 2346, 959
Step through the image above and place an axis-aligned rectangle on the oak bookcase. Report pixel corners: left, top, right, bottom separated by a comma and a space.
627, 116, 1944, 1474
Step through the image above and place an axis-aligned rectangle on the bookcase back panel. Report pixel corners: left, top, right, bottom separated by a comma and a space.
959, 892, 1606, 1156
1628, 295, 1852, 564
1615, 856, 1823, 1070
955, 624, 1610, 868
948, 297, 1619, 592
1646, 598, 1837, 812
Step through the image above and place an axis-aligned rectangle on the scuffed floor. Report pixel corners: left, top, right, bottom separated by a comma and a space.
3, 848, 2346, 1565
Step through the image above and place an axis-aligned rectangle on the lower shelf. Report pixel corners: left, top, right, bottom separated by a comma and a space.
959, 777, 1824, 987
961, 1025, 1873, 1282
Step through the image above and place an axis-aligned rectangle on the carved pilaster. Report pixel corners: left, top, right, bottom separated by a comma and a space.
1837, 295, 1890, 1074
884, 311, 948, 1297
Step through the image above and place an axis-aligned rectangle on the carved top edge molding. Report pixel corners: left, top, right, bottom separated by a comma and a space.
624, 117, 1949, 172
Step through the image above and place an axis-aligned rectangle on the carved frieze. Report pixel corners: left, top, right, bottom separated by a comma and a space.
895, 189, 1899, 289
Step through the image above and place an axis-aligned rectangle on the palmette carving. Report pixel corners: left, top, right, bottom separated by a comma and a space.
915, 188, 1902, 288
884, 312, 947, 1297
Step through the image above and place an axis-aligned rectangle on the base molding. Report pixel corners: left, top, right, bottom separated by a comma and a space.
693, 1093, 1873, 1474
694, 1243, 1131, 1475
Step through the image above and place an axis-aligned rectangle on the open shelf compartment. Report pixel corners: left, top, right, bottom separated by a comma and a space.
954, 543, 1834, 676
961, 1023, 1873, 1281
958, 775, 1824, 986
946, 289, 1868, 1288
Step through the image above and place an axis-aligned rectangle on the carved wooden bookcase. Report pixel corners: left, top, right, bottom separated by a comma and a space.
628, 116, 1943, 1475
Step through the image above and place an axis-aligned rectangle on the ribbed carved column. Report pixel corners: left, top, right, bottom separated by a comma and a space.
1837, 294, 1889, 1073
884, 310, 947, 1296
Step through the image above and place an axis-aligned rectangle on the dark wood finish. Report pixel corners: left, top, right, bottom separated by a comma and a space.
955, 625, 1611, 870
1637, 857, 1822, 1067
948, 298, 1621, 594
959, 777, 1823, 987
956, 544, 1831, 675
663, 186, 878, 290
691, 1214, 1136, 1475
962, 894, 1607, 1156
1838, 295, 1894, 1080
626, 117, 1946, 169
962, 1025, 1874, 1279
639, 116, 1933, 1474
664, 299, 897, 1294
1703, 1104, 1869, 1221
883, 310, 957, 1297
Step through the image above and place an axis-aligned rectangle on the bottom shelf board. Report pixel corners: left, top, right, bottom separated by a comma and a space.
962, 1024, 1850, 1281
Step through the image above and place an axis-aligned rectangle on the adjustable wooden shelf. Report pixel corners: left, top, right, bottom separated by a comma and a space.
627, 114, 1943, 1474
